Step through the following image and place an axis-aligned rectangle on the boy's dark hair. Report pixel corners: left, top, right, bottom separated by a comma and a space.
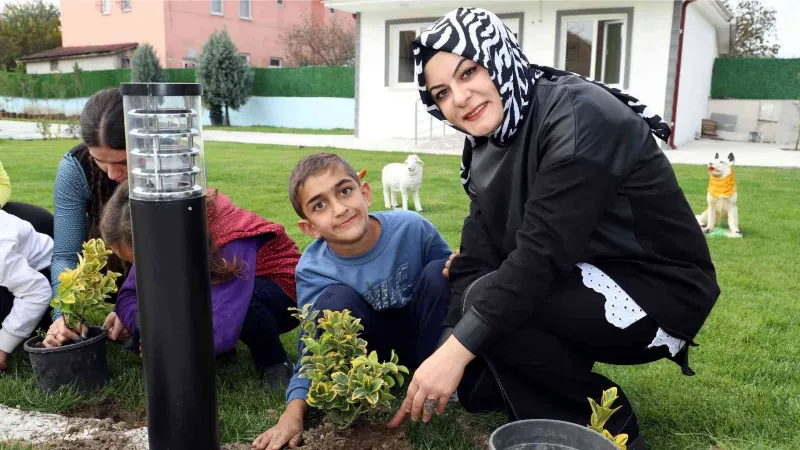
289, 152, 360, 219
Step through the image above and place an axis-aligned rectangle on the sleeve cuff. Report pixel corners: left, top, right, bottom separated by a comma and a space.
286, 387, 309, 404
0, 328, 25, 354
452, 307, 496, 355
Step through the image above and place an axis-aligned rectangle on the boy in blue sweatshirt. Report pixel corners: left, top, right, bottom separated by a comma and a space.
253, 152, 452, 450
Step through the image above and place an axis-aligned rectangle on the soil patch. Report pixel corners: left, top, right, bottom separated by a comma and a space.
65, 400, 146, 428
299, 420, 411, 450
32, 432, 132, 450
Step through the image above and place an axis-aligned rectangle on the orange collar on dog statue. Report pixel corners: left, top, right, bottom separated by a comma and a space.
708, 169, 736, 198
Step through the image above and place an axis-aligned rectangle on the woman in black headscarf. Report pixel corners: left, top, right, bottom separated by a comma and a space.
387, 8, 720, 446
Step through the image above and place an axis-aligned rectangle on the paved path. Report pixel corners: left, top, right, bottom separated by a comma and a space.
3, 120, 798, 168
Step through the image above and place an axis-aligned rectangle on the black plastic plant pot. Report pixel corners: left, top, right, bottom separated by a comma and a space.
489, 419, 618, 450
23, 326, 109, 394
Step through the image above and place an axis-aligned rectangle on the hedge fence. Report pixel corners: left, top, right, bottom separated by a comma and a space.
0, 66, 355, 99
711, 58, 800, 100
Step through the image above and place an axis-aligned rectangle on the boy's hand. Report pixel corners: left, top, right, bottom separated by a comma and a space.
0, 349, 8, 371
103, 312, 130, 342
252, 400, 306, 450
442, 250, 460, 279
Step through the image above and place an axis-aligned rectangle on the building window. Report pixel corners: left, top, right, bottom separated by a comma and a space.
557, 13, 628, 87
277, 0, 284, 6
183, 60, 197, 68
50, 60, 58, 72
211, 0, 222, 15
269, 57, 282, 68
239, 0, 251, 19
387, 17, 520, 87
121, 56, 131, 68
101, 0, 111, 14
241, 53, 251, 65
121, 0, 131, 12
329, 7, 335, 15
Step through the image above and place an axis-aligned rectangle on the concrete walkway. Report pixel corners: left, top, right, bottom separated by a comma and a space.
662, 139, 800, 168
203, 129, 466, 155
3, 119, 798, 168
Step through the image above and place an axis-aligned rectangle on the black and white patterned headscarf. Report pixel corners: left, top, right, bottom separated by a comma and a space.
412, 7, 672, 194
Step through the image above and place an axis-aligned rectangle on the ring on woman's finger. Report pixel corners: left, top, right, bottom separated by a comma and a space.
423, 398, 438, 414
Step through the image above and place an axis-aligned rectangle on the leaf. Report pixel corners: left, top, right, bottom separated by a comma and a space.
351, 387, 369, 400
366, 392, 380, 406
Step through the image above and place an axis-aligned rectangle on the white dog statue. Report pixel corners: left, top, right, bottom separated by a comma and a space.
696, 152, 742, 238
381, 154, 424, 212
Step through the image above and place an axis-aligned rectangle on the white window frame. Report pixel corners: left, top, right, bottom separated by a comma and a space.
388, 17, 520, 89
121, 0, 131, 12
557, 13, 627, 88
269, 57, 282, 68
49, 60, 58, 72
388, 22, 427, 88
239, 0, 251, 20
121, 56, 131, 68
241, 53, 251, 65
329, 7, 335, 16
210, 0, 223, 16
183, 60, 197, 68
277, 0, 284, 6
101, 0, 111, 15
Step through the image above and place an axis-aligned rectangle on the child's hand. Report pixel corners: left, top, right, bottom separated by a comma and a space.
252, 400, 306, 450
442, 250, 460, 279
103, 312, 130, 342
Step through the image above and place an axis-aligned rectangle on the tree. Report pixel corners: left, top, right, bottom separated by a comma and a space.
196, 29, 253, 126
722, 0, 780, 58
284, 15, 355, 66
130, 43, 164, 83
0, 0, 61, 71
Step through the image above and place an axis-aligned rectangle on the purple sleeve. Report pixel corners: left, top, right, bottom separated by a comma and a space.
115, 266, 139, 335
114, 238, 260, 355
208, 237, 260, 355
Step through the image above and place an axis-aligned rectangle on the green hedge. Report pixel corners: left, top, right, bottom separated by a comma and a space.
0, 66, 354, 99
252, 66, 354, 98
711, 58, 800, 100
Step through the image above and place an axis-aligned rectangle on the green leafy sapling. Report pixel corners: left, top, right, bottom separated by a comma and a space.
291, 304, 410, 428
50, 239, 121, 338
587, 387, 629, 450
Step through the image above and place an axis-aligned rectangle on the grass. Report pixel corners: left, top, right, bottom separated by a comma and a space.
0, 139, 799, 449
199, 125, 352, 135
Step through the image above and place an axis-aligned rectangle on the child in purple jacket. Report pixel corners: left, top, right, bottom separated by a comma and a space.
101, 183, 300, 389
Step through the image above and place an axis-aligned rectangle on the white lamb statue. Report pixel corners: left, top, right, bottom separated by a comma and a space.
381, 154, 424, 212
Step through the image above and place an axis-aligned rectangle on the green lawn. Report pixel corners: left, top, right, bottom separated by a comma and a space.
1, 139, 799, 449
203, 125, 353, 135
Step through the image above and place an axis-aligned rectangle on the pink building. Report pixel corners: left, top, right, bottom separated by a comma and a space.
32, 0, 353, 72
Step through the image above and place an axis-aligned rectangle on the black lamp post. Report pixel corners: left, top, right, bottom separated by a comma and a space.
121, 82, 220, 450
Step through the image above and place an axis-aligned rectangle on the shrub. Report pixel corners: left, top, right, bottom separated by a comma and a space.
292, 304, 409, 428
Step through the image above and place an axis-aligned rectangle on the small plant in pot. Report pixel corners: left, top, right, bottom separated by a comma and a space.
24, 239, 121, 393
290, 304, 413, 450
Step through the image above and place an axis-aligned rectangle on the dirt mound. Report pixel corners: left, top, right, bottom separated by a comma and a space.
299, 420, 411, 450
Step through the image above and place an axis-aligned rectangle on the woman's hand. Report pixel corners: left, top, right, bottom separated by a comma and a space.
43, 317, 87, 348
103, 312, 130, 342
442, 250, 460, 279
387, 336, 475, 428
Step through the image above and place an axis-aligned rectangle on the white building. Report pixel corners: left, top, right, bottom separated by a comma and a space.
327, 0, 733, 148
18, 43, 138, 74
